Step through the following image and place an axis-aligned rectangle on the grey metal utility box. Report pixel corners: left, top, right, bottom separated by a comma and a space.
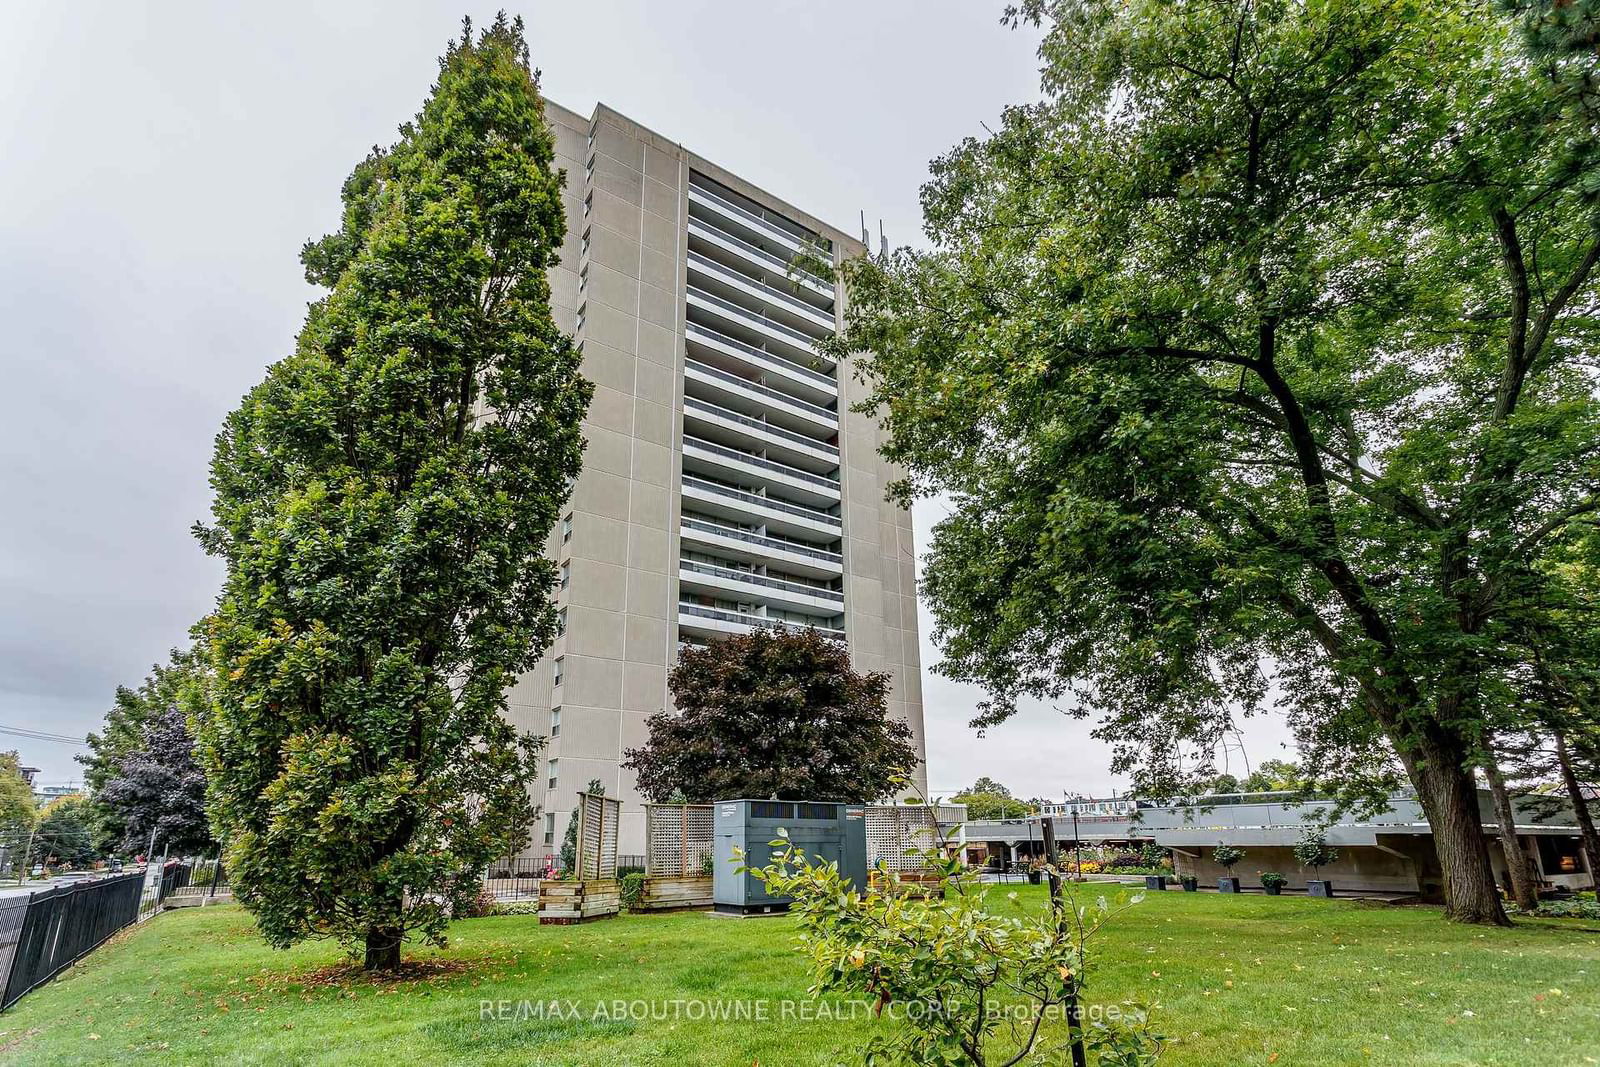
712, 799, 867, 915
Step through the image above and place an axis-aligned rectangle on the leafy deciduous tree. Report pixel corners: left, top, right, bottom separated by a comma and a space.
624, 628, 919, 804
0, 755, 34, 823
837, 0, 1600, 923
32, 795, 98, 870
949, 782, 1033, 821
81, 647, 203, 852
99, 703, 213, 856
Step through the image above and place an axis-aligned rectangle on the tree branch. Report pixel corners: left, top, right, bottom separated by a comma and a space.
1490, 206, 1532, 422
1525, 235, 1600, 371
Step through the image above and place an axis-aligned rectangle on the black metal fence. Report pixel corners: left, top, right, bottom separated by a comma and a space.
162, 857, 229, 903
0, 872, 144, 1009
482, 854, 648, 900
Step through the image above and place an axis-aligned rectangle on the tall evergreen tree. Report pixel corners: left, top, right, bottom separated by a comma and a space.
194, 15, 591, 969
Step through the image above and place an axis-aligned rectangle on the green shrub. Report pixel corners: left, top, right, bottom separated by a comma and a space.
461, 887, 497, 919
742, 830, 1164, 1065
1293, 828, 1339, 872
1260, 872, 1288, 890
492, 899, 540, 916
1139, 843, 1170, 869
1527, 898, 1600, 920
1212, 844, 1246, 872
616, 864, 645, 880
620, 871, 646, 910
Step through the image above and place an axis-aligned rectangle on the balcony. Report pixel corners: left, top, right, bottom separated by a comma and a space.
686, 287, 831, 369
678, 559, 845, 614
677, 602, 846, 642
683, 396, 838, 472
684, 319, 837, 407
688, 215, 833, 299
683, 435, 840, 506
681, 474, 841, 539
684, 358, 837, 436
688, 181, 828, 261
687, 251, 837, 334
679, 516, 843, 578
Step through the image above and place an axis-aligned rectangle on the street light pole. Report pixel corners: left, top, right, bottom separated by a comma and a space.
1073, 808, 1082, 879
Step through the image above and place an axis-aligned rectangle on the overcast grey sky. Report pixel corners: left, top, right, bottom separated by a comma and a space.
0, 0, 1295, 796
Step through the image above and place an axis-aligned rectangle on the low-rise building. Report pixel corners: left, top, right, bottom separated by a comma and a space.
965, 790, 1595, 896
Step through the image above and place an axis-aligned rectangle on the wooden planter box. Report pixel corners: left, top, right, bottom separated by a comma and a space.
637, 874, 713, 912
868, 870, 947, 899
539, 879, 620, 924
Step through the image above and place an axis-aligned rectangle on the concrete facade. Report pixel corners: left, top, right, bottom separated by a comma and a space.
503, 101, 926, 858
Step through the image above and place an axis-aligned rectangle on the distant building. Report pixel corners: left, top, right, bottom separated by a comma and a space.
966, 790, 1595, 896
33, 785, 82, 808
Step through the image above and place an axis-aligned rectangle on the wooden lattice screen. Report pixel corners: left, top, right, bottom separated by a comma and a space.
864, 805, 943, 871
644, 803, 714, 877
575, 791, 621, 881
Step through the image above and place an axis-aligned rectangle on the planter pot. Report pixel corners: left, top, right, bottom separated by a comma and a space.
1264, 885, 1283, 896
1307, 879, 1334, 898
1180, 878, 1198, 893
1027, 871, 1042, 885
1218, 877, 1241, 894
1145, 875, 1167, 892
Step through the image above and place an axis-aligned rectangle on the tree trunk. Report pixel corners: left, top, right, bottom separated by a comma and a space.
1482, 742, 1538, 912
1411, 746, 1510, 925
1554, 730, 1600, 883
363, 926, 403, 971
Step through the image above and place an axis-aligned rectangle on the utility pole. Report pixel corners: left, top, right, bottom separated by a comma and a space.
17, 825, 35, 885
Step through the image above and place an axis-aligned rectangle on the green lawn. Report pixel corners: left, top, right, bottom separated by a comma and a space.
1, 889, 1597, 1066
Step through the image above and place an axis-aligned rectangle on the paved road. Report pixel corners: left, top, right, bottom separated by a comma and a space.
0, 872, 136, 899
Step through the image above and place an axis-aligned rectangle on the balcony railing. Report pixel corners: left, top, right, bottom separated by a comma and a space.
689, 215, 833, 291
688, 251, 835, 329
684, 358, 838, 423
687, 286, 831, 356
680, 516, 843, 564
678, 602, 846, 639
679, 559, 845, 602
688, 181, 830, 258
683, 396, 839, 459
681, 475, 842, 527
684, 435, 840, 491
685, 321, 836, 389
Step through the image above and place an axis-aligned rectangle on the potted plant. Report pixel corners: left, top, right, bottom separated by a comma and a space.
1027, 859, 1043, 885
1144, 873, 1168, 891
1180, 874, 1199, 892
1294, 828, 1339, 897
1260, 872, 1287, 896
1213, 843, 1246, 893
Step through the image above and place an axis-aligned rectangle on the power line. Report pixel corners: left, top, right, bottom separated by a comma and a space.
0, 725, 89, 747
